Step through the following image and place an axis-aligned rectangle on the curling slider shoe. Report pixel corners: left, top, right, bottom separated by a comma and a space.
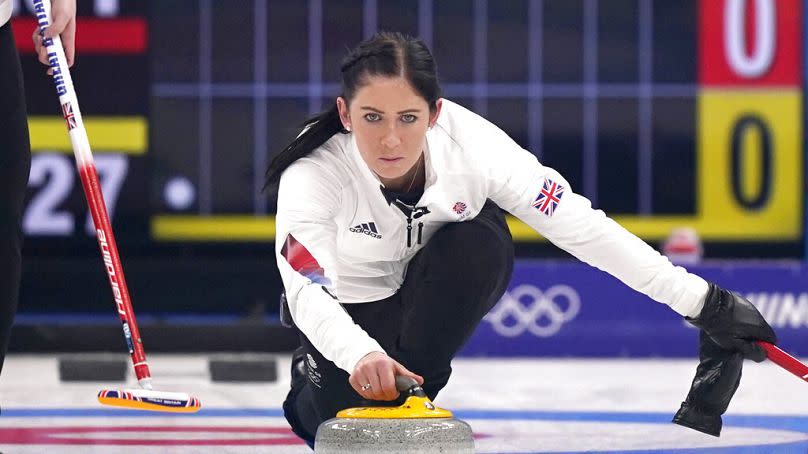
314, 376, 474, 453
98, 387, 201, 413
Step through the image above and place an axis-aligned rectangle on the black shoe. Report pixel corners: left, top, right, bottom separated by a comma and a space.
283, 347, 316, 449
290, 346, 306, 385
280, 292, 295, 328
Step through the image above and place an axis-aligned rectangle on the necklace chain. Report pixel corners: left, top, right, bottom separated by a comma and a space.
405, 154, 423, 193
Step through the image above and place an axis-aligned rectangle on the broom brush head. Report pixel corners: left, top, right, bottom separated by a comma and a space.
98, 388, 201, 413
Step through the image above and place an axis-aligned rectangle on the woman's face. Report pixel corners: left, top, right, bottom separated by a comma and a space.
337, 76, 441, 185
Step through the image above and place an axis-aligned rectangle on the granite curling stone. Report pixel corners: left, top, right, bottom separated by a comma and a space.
314, 376, 474, 453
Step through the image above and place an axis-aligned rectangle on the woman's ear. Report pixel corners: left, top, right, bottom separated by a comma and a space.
429, 98, 443, 128
336, 97, 351, 131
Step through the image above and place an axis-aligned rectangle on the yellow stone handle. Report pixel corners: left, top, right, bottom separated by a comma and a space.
336, 376, 454, 419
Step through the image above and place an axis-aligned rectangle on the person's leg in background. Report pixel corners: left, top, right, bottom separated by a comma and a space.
396, 200, 514, 399
0, 22, 32, 377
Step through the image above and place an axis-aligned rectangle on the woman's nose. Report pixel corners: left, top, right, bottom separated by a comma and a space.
381, 129, 401, 148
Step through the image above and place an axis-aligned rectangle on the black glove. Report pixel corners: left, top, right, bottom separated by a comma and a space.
672, 330, 743, 436
672, 282, 778, 436
686, 283, 777, 362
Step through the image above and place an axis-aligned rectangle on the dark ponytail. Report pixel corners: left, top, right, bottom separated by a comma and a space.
264, 105, 345, 189
264, 31, 441, 191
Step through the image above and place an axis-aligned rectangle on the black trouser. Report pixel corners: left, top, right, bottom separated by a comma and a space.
0, 23, 32, 376
283, 200, 514, 446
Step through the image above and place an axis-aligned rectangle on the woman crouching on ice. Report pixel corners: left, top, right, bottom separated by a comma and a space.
266, 32, 776, 447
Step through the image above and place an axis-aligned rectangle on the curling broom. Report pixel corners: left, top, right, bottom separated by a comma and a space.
758, 341, 808, 383
34, 0, 200, 413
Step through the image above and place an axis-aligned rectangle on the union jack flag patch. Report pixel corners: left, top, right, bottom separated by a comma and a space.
532, 178, 564, 217
61, 102, 77, 131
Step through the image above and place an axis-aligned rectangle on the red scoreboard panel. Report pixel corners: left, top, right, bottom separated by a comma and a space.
700, 0, 801, 86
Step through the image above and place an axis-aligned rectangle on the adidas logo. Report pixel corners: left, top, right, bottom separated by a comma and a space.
349, 222, 382, 239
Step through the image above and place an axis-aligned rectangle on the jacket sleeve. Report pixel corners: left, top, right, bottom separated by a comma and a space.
462, 111, 708, 317
275, 160, 386, 373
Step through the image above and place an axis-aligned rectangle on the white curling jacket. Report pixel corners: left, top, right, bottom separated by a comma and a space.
275, 99, 708, 373
0, 1, 11, 28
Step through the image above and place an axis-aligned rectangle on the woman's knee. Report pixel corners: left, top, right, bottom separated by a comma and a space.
424, 211, 513, 277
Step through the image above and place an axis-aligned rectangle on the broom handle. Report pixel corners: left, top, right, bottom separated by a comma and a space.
758, 341, 808, 383
35, 0, 152, 389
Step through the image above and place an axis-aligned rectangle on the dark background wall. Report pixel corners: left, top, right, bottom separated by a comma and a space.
10, 0, 805, 320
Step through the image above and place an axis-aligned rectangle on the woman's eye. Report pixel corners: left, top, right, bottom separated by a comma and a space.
364, 113, 381, 122
401, 114, 417, 123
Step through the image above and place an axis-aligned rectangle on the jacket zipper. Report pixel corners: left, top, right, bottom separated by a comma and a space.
394, 201, 430, 248
406, 215, 413, 247
411, 207, 430, 246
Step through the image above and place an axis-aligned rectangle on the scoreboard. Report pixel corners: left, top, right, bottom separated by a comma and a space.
690, 0, 802, 241
12, 0, 806, 257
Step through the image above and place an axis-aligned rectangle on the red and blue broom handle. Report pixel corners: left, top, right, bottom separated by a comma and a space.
34, 0, 152, 389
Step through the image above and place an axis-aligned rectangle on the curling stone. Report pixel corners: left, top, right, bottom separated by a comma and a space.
314, 376, 474, 453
